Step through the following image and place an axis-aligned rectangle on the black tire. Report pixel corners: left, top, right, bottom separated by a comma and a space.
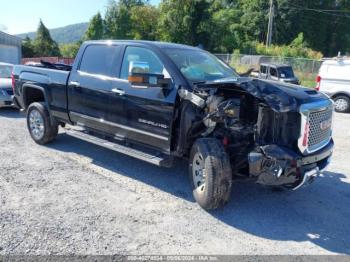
27, 102, 58, 145
189, 138, 232, 210
333, 95, 350, 113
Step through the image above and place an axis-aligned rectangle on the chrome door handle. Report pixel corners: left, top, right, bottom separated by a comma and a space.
111, 88, 125, 96
70, 81, 80, 87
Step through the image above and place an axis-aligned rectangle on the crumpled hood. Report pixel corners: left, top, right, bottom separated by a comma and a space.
0, 78, 12, 89
196, 77, 329, 112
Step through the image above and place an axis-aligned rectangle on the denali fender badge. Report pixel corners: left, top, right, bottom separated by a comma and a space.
178, 89, 206, 108
138, 119, 168, 129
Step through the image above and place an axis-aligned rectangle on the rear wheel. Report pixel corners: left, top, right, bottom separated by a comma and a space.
27, 102, 58, 145
189, 138, 232, 210
333, 95, 350, 113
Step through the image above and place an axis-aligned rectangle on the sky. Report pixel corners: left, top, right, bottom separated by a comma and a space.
0, 0, 160, 35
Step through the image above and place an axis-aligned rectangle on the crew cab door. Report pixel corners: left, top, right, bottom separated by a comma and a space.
67, 44, 125, 134
116, 46, 177, 152
260, 65, 268, 79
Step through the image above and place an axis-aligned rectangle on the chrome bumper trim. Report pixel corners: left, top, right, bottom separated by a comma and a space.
293, 167, 320, 191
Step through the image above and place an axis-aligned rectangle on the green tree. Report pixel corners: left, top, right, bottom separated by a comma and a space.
33, 20, 61, 57
104, 0, 148, 39
208, 0, 243, 53
59, 42, 81, 58
104, 0, 119, 38
22, 36, 36, 57
84, 12, 104, 40
130, 5, 159, 40
100, 0, 349, 56
271, 0, 350, 56
120, 0, 146, 7
158, 0, 212, 47
237, 0, 269, 44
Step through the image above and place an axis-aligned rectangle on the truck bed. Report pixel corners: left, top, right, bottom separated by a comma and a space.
13, 65, 71, 121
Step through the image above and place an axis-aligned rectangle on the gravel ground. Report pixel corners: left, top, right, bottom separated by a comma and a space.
0, 108, 349, 255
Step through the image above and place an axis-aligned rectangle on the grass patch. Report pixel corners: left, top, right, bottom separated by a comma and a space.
231, 63, 253, 74
295, 71, 317, 88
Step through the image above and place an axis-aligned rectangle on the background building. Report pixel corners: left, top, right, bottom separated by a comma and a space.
0, 31, 22, 64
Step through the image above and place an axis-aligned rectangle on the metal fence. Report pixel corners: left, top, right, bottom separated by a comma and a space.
215, 54, 323, 75
21, 57, 75, 65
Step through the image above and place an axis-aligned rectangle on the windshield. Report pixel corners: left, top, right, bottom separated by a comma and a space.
164, 48, 238, 83
278, 67, 295, 78
0, 65, 13, 79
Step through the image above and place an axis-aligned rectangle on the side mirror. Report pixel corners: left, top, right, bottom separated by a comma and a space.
128, 61, 171, 89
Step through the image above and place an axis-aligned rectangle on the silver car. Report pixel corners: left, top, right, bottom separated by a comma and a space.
0, 62, 14, 107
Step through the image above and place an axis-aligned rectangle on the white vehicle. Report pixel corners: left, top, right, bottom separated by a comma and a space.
317, 58, 350, 112
0, 62, 14, 107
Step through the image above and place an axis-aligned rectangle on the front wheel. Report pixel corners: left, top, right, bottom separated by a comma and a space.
27, 102, 58, 145
189, 138, 232, 210
333, 95, 350, 113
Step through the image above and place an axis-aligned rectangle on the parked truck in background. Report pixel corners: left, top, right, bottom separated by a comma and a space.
12, 41, 334, 210
251, 63, 300, 85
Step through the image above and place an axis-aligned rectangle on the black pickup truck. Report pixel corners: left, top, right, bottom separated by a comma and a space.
13, 41, 334, 210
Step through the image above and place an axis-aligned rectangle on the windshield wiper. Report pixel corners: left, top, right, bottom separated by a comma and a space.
192, 81, 207, 86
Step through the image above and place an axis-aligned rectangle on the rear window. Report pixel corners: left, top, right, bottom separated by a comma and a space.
278, 67, 295, 78
79, 45, 121, 77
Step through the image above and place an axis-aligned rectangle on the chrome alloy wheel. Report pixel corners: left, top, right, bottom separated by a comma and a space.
334, 98, 349, 112
192, 153, 206, 194
29, 109, 45, 140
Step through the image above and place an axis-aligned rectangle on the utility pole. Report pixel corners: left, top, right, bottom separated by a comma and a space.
266, 0, 274, 47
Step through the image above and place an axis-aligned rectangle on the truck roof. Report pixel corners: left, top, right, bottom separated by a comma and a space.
84, 40, 201, 51
322, 59, 350, 66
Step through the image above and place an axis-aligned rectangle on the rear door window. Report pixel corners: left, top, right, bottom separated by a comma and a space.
79, 45, 121, 77
270, 67, 278, 77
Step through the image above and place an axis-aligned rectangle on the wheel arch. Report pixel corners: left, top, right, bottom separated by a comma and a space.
172, 100, 205, 157
22, 84, 50, 109
331, 92, 350, 99
23, 84, 55, 124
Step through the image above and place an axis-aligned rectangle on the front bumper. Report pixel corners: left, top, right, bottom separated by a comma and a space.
248, 140, 333, 189
0, 94, 13, 107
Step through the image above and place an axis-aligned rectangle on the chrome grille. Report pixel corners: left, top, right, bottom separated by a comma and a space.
308, 108, 332, 149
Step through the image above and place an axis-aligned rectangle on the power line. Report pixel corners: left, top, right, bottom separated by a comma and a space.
291, 8, 350, 18
291, 5, 350, 13
295, 14, 350, 27
289, 4, 350, 19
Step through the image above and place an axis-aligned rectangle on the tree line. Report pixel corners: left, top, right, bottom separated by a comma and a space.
23, 0, 350, 59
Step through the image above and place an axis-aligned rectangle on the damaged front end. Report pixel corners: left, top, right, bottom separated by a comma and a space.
178, 77, 334, 190
248, 142, 333, 189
